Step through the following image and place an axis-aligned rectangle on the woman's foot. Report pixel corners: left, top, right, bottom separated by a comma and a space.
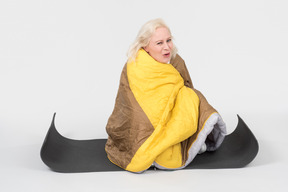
198, 143, 207, 154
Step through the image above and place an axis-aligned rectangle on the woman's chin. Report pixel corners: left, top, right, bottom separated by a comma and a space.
163, 59, 171, 64
157, 57, 171, 64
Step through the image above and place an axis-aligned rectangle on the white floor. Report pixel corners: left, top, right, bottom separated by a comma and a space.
1, 113, 287, 192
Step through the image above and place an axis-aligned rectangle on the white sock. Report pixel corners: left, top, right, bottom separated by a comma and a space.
198, 143, 207, 154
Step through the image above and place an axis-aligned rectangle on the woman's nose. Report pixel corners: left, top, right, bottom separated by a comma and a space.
163, 42, 169, 49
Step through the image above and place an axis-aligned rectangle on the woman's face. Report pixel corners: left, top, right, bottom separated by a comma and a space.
144, 27, 173, 63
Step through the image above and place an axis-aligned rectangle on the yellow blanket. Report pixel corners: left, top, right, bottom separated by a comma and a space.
105, 49, 226, 173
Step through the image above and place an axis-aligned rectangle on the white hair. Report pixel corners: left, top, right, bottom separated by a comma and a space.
127, 18, 177, 62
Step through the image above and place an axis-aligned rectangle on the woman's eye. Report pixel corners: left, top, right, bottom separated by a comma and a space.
167, 39, 171, 43
157, 42, 163, 45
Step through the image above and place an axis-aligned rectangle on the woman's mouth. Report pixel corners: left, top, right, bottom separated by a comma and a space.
163, 53, 170, 57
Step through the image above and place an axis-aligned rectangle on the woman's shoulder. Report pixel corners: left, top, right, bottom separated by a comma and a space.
170, 54, 193, 88
170, 54, 185, 67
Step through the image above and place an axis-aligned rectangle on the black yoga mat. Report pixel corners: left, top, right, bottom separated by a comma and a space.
40, 113, 259, 173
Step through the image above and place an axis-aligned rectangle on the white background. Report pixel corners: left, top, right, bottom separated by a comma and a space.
0, 0, 287, 191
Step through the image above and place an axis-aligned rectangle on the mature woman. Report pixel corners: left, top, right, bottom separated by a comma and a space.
105, 19, 226, 173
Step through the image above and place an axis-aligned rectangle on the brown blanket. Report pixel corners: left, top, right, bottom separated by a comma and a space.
105, 53, 226, 173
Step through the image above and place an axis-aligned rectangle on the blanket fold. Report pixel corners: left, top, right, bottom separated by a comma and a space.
105, 49, 226, 173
